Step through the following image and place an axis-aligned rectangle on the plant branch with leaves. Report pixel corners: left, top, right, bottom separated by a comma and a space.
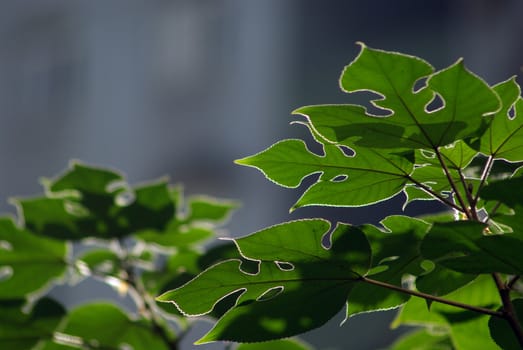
159, 43, 523, 349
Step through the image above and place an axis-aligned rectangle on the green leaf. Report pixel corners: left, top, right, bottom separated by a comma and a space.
235, 338, 313, 350
17, 162, 175, 239
297, 43, 499, 152
76, 249, 121, 276
420, 221, 523, 274
389, 328, 452, 350
0, 298, 65, 349
186, 196, 239, 223
41, 303, 171, 350
443, 311, 498, 349
393, 275, 501, 349
346, 216, 430, 317
488, 299, 523, 350
416, 141, 478, 171
415, 265, 476, 297
237, 139, 413, 208
137, 224, 214, 248
481, 174, 523, 208
477, 77, 523, 161
0, 218, 67, 298
157, 219, 371, 343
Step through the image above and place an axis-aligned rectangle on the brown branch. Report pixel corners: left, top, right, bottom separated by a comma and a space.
492, 273, 523, 348
361, 276, 503, 318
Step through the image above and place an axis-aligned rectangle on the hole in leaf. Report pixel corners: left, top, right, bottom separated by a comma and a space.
425, 93, 445, 113
420, 259, 435, 273
420, 149, 436, 159
115, 191, 135, 207
331, 174, 348, 183
119, 344, 132, 350
0, 240, 12, 251
508, 105, 516, 120
64, 201, 89, 217
0, 266, 13, 282
275, 261, 294, 271
53, 332, 84, 347
257, 286, 284, 302
378, 256, 399, 265
338, 145, 354, 157
413, 77, 428, 93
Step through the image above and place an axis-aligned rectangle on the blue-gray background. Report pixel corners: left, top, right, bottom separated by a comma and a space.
0, 1, 521, 349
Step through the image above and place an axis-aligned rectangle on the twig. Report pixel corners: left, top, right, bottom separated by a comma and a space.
492, 273, 523, 348
434, 150, 471, 219
361, 276, 503, 318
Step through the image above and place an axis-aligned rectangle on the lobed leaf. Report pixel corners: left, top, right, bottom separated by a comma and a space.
298, 43, 499, 152
157, 219, 371, 343
237, 139, 413, 208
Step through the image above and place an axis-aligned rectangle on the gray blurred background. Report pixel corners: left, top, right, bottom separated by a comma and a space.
0, 0, 522, 349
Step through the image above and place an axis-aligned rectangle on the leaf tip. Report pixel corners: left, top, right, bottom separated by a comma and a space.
234, 157, 250, 166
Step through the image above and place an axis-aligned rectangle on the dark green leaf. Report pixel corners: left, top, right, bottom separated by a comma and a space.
0, 298, 65, 349
17, 163, 175, 239
415, 265, 476, 297
488, 299, 523, 350
41, 303, 171, 350
421, 221, 523, 274
0, 218, 67, 298
481, 175, 523, 208
158, 220, 371, 343
346, 216, 430, 317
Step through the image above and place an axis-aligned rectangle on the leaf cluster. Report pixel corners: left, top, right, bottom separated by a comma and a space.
0, 161, 253, 350
159, 43, 523, 349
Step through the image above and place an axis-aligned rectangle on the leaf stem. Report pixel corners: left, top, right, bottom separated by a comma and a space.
492, 273, 523, 347
457, 169, 479, 220
406, 175, 465, 213
360, 276, 503, 318
117, 240, 179, 350
508, 275, 521, 290
434, 150, 472, 219
473, 155, 495, 206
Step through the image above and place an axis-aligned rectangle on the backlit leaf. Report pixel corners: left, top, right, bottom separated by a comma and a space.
298, 44, 499, 152
477, 77, 523, 162
345, 216, 429, 318
41, 303, 171, 350
0, 218, 67, 298
157, 220, 371, 343
237, 139, 413, 208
